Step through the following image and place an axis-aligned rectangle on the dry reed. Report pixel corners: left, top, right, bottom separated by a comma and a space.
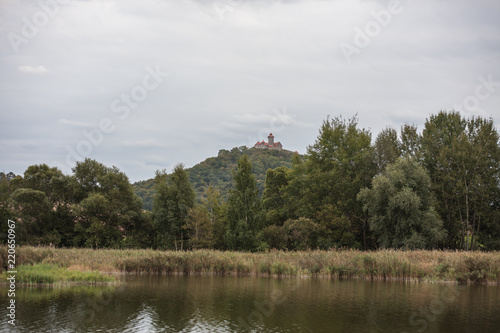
1, 247, 499, 284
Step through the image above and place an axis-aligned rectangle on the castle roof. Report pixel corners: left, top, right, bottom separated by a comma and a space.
253, 133, 282, 149
254, 141, 281, 146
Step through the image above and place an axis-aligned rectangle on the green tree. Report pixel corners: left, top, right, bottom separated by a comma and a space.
373, 127, 401, 173
153, 164, 195, 250
10, 188, 57, 245
202, 185, 226, 249
169, 164, 196, 250
422, 111, 500, 249
226, 155, 263, 250
0, 173, 16, 244
72, 159, 144, 248
262, 166, 291, 226
153, 170, 171, 248
358, 157, 446, 249
21, 164, 77, 246
183, 206, 215, 249
400, 123, 422, 160
76, 192, 119, 248
23, 164, 73, 204
282, 153, 309, 219
303, 115, 376, 249
283, 217, 321, 250
259, 224, 287, 250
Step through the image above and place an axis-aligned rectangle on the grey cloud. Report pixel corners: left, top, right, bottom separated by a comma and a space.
0, 0, 499, 182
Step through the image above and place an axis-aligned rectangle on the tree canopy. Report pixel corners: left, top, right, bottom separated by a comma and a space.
3, 111, 499, 251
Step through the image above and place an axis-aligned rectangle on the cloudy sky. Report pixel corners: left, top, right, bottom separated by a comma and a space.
1, 0, 499, 182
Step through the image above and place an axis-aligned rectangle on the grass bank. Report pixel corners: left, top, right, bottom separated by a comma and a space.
0, 263, 116, 285
1, 247, 499, 284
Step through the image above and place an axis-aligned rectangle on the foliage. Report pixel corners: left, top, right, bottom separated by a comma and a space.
2, 111, 499, 252
262, 166, 291, 226
72, 159, 146, 248
373, 127, 401, 173
358, 157, 446, 249
288, 115, 375, 249
422, 111, 500, 250
0, 172, 16, 244
10, 188, 55, 245
133, 147, 296, 209
153, 164, 195, 250
201, 186, 226, 249
226, 155, 263, 250
183, 206, 215, 249
132, 178, 155, 211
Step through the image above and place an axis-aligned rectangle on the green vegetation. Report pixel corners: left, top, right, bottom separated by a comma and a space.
1, 247, 499, 284
133, 147, 297, 210
1, 111, 499, 251
358, 157, 446, 249
0, 263, 115, 285
225, 155, 264, 250
153, 165, 195, 250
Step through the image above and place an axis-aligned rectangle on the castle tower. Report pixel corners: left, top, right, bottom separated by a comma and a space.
268, 133, 274, 146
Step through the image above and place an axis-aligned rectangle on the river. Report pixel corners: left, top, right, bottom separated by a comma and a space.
1, 275, 499, 332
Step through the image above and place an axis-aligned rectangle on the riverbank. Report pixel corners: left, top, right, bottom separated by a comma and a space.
0, 263, 116, 285
1, 247, 499, 284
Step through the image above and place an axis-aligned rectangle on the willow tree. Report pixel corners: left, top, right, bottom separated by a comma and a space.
358, 157, 446, 249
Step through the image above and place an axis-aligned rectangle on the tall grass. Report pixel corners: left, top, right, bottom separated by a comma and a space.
0, 263, 115, 285
1, 247, 499, 284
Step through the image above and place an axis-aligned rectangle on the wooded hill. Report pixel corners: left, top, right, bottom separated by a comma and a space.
133, 147, 297, 211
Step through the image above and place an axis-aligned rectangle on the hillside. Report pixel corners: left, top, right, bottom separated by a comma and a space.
133, 147, 298, 211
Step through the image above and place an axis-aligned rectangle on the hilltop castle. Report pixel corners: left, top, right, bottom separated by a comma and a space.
254, 133, 283, 150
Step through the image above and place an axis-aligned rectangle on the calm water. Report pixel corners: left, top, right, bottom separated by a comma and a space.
1, 275, 499, 332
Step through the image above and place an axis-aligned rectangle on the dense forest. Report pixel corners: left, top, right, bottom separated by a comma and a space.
1, 111, 499, 251
133, 147, 296, 211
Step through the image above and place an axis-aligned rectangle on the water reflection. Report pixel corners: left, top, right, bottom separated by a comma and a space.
1, 276, 499, 332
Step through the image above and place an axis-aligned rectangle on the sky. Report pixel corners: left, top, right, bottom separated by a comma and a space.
1, 0, 499, 183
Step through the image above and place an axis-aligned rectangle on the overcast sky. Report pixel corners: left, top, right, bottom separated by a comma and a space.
1, 0, 499, 182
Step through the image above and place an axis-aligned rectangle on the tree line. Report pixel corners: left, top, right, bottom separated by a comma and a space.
1, 111, 499, 251
133, 147, 295, 211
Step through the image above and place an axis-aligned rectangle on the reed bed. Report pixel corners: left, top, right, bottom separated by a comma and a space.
1, 263, 116, 285
1, 247, 499, 284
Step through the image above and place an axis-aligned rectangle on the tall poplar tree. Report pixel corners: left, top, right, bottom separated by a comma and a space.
153, 164, 195, 250
169, 164, 195, 250
422, 111, 500, 249
373, 127, 401, 174
226, 155, 263, 250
